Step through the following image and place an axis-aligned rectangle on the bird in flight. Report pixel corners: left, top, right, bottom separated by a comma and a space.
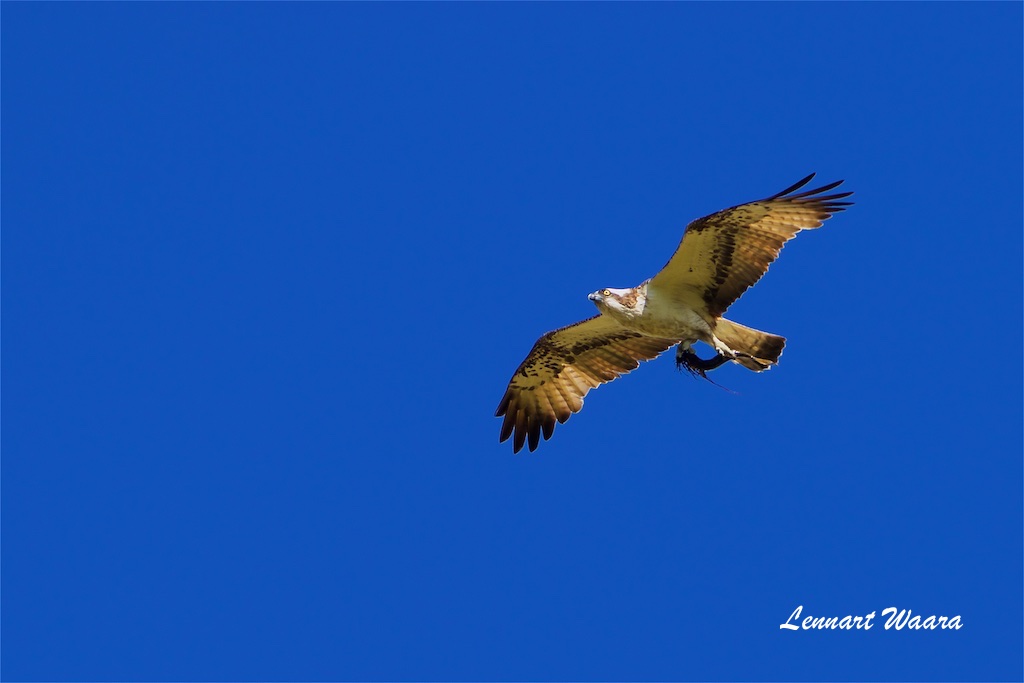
495, 174, 853, 453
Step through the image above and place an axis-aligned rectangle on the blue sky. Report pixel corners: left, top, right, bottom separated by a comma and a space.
3, 3, 1021, 681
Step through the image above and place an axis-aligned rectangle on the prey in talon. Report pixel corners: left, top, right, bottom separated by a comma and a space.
675, 342, 731, 381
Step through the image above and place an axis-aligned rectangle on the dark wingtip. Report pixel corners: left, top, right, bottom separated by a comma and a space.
513, 423, 527, 454
774, 177, 855, 218
788, 178, 844, 198
495, 392, 510, 417
499, 409, 515, 443
767, 173, 816, 200
526, 415, 541, 451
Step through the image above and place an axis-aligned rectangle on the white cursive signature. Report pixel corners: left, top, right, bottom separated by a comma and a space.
780, 605, 963, 631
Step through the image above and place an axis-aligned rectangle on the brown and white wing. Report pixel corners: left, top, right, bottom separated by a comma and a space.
495, 315, 676, 453
648, 174, 853, 317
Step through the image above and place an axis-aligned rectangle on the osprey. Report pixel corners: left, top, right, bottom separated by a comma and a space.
495, 174, 852, 453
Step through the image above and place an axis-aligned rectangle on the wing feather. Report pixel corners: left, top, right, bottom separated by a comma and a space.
495, 315, 675, 453
513, 409, 528, 454
552, 380, 581, 416
648, 174, 852, 317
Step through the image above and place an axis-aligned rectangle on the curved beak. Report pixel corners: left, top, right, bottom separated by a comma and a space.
588, 292, 603, 302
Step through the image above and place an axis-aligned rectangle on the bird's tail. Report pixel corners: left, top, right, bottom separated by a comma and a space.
714, 319, 786, 372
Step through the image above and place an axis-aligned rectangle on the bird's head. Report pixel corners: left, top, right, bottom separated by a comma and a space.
589, 287, 642, 319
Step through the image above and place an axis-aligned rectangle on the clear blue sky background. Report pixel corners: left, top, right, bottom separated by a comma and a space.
3, 3, 1021, 681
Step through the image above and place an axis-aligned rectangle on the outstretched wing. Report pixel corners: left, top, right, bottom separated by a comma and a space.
495, 315, 676, 453
648, 174, 853, 317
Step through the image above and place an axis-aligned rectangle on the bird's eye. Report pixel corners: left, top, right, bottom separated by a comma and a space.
602, 289, 611, 296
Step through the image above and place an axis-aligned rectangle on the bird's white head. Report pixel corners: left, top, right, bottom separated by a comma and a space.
588, 286, 644, 321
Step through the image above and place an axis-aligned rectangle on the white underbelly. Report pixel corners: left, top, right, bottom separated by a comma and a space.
630, 288, 712, 340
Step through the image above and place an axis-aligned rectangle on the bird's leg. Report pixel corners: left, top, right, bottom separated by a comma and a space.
675, 342, 731, 379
